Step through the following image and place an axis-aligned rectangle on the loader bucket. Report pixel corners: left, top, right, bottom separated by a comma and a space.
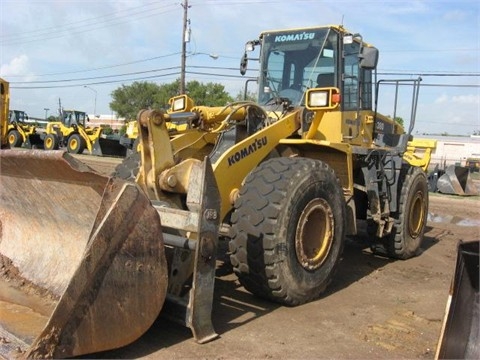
0, 150, 167, 359
91, 136, 127, 157
436, 165, 479, 196
436, 241, 479, 359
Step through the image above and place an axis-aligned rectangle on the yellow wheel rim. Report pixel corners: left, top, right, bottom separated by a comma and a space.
70, 138, 78, 150
408, 191, 425, 238
295, 198, 334, 270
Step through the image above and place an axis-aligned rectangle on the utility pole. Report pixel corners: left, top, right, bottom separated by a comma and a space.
180, 0, 190, 94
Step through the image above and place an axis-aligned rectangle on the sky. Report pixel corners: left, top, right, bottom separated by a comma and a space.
1, 0, 479, 135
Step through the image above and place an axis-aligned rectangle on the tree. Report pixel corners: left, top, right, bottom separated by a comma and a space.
110, 80, 234, 119
110, 81, 164, 119
234, 89, 257, 102
394, 116, 404, 127
185, 80, 233, 106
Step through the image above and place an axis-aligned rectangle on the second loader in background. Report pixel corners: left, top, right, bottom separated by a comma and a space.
7, 109, 44, 149
1, 25, 437, 358
43, 108, 126, 156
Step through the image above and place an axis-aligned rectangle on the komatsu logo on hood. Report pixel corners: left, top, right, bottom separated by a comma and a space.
228, 136, 267, 166
274, 32, 315, 42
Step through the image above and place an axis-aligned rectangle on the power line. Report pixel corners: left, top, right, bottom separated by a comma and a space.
5, 53, 182, 79
9, 66, 181, 85
378, 72, 480, 77
10, 72, 183, 89
7, 65, 243, 85
0, 2, 165, 40
1, 2, 179, 46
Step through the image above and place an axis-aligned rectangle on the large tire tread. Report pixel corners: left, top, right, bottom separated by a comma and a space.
229, 157, 345, 306
371, 166, 428, 260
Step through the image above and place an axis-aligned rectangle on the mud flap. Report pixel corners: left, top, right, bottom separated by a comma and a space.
436, 240, 479, 359
436, 165, 479, 196
0, 150, 167, 358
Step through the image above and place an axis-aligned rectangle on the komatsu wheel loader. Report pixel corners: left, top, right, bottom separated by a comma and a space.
43, 109, 126, 157
7, 110, 44, 148
0, 26, 437, 358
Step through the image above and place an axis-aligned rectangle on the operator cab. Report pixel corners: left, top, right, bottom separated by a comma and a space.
63, 110, 88, 127
241, 26, 378, 113
9, 110, 28, 123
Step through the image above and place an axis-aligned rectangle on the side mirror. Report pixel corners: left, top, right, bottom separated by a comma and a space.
360, 46, 379, 70
240, 53, 248, 75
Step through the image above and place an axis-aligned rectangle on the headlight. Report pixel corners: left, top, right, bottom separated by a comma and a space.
172, 96, 186, 112
306, 88, 340, 110
308, 91, 329, 107
168, 95, 194, 113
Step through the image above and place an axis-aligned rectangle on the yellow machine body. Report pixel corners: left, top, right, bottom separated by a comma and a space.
0, 25, 439, 358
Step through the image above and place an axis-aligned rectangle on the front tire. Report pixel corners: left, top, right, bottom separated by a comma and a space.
44, 133, 59, 150
67, 133, 86, 154
8, 130, 23, 147
229, 157, 346, 306
371, 166, 429, 259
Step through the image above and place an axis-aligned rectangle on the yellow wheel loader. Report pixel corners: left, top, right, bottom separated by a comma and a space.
1, 26, 437, 358
119, 115, 190, 155
43, 109, 126, 157
7, 110, 44, 149
0, 78, 9, 148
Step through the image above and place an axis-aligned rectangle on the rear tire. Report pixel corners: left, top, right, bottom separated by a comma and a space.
229, 157, 346, 306
44, 133, 59, 150
67, 133, 86, 154
8, 130, 23, 147
371, 166, 428, 259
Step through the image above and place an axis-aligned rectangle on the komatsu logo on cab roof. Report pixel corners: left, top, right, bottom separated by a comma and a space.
228, 136, 267, 166
275, 32, 315, 42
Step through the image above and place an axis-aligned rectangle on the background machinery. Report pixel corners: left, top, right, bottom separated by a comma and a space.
43, 108, 126, 156
0, 78, 9, 148
0, 25, 437, 358
119, 109, 190, 155
7, 109, 44, 149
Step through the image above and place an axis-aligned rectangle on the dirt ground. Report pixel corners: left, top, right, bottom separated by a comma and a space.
80, 156, 480, 359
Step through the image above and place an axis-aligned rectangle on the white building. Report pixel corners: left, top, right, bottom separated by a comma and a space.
419, 135, 480, 168
88, 114, 126, 130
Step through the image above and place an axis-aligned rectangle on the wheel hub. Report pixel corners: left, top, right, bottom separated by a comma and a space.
70, 138, 78, 150
408, 190, 425, 238
295, 198, 334, 271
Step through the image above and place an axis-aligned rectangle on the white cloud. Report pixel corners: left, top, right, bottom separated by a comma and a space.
452, 94, 480, 104
434, 94, 449, 104
443, 9, 467, 22
0, 55, 30, 76
434, 93, 480, 105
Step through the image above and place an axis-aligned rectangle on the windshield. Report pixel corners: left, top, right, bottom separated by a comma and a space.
9, 111, 26, 123
258, 28, 338, 106
63, 111, 86, 127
